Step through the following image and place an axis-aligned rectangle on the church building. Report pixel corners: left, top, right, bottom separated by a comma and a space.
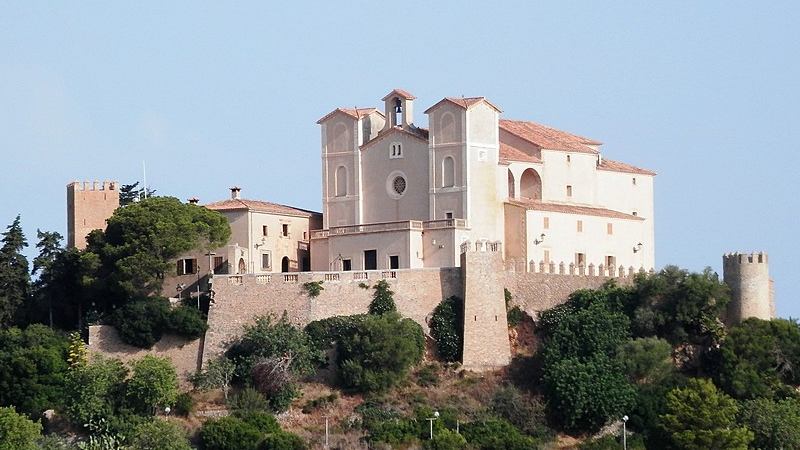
310, 89, 655, 273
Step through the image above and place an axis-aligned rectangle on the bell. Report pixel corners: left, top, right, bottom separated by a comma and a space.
394, 98, 403, 113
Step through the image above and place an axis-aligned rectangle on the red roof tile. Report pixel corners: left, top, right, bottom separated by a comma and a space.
499, 143, 541, 164
316, 107, 381, 124
499, 119, 601, 154
381, 88, 416, 101
423, 97, 503, 114
205, 198, 320, 218
507, 199, 643, 221
597, 159, 656, 176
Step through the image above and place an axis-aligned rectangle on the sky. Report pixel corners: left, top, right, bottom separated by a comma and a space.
1, 2, 798, 316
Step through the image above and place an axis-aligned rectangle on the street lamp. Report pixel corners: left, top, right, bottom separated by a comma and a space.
426, 411, 440, 440
622, 415, 629, 450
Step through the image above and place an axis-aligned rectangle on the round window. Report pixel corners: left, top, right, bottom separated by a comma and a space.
392, 176, 407, 195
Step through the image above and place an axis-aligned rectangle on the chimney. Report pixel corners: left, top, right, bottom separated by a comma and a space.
230, 186, 241, 199
187, 197, 199, 205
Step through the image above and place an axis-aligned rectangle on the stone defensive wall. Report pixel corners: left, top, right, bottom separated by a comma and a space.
202, 268, 463, 365
87, 325, 202, 386
89, 256, 649, 375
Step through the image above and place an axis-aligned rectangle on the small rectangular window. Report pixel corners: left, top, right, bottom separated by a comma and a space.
389, 255, 399, 270
567, 154, 571, 163
445, 211, 454, 219
213, 256, 224, 272
261, 253, 271, 270
282, 224, 289, 237
566, 185, 573, 197
262, 225, 268, 236
342, 259, 352, 271
575, 253, 586, 266
177, 258, 197, 275
543, 217, 550, 229
632, 177, 637, 185
607, 223, 613, 235
605, 255, 616, 269
632, 211, 638, 216
577, 220, 583, 232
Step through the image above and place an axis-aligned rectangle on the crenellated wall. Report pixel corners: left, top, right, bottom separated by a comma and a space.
723, 252, 773, 323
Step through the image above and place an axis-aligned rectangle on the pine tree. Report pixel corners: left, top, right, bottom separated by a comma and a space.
0, 215, 30, 327
119, 182, 157, 206
369, 279, 397, 315
30, 230, 63, 327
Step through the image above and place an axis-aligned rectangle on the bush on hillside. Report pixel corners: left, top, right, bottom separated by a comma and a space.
461, 417, 538, 450
369, 279, 397, 315
429, 296, 463, 362
127, 418, 192, 450
112, 298, 208, 348
125, 355, 179, 415
259, 431, 307, 450
199, 416, 264, 450
0, 406, 42, 450
165, 305, 208, 339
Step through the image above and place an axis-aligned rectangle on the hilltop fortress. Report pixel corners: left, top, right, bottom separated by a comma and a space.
75, 89, 774, 374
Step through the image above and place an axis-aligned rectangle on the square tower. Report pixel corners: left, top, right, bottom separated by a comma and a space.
67, 180, 120, 249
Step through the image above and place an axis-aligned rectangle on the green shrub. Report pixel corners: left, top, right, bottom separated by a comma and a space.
111, 297, 171, 348
507, 305, 525, 327
166, 306, 208, 339
579, 434, 646, 450
490, 384, 552, 440
338, 313, 425, 392
63, 356, 128, 425
173, 392, 194, 417
127, 418, 192, 450
429, 296, 463, 362
235, 411, 281, 435
126, 355, 179, 415
461, 418, 537, 450
301, 393, 338, 414
35, 435, 76, 450
259, 431, 307, 450
369, 280, 396, 315
416, 364, 440, 387
0, 406, 42, 450
739, 397, 800, 450
424, 428, 467, 450
304, 315, 367, 350
229, 388, 269, 414
301, 281, 324, 298
266, 384, 298, 413
200, 416, 263, 450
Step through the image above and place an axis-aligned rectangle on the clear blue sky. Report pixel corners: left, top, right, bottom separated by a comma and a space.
2, 2, 798, 315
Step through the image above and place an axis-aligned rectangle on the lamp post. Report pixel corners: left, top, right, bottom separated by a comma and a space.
622, 415, 629, 450
426, 411, 439, 440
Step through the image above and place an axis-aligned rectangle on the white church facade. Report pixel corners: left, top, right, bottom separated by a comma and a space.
309, 89, 655, 273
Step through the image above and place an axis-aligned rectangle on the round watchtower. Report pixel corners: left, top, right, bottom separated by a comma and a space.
723, 252, 772, 324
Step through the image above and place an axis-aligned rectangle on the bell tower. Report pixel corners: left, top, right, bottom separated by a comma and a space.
381, 88, 415, 131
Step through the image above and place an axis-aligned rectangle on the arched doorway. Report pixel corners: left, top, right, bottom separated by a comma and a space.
507, 170, 516, 199
237, 258, 246, 274
520, 169, 542, 200
281, 256, 290, 273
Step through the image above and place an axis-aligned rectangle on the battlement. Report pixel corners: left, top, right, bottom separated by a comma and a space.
723, 252, 768, 265
460, 240, 502, 254
504, 258, 653, 279
67, 180, 118, 192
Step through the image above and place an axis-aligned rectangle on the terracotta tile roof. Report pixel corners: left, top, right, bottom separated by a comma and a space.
507, 199, 644, 221
423, 97, 503, 114
360, 126, 429, 150
381, 88, 416, 101
316, 107, 381, 124
500, 119, 601, 154
205, 198, 320, 218
598, 159, 656, 176
499, 143, 541, 164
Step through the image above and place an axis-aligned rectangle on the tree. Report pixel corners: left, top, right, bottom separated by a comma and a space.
630, 266, 729, 347
63, 356, 128, 425
429, 296, 463, 362
259, 432, 307, 450
423, 428, 466, 450
739, 397, 800, 450
0, 406, 42, 450
710, 318, 800, 400
369, 279, 396, 315
461, 418, 537, 450
490, 384, 552, 440
337, 313, 425, 392
111, 297, 171, 348
616, 337, 674, 385
127, 418, 192, 450
0, 325, 70, 417
192, 356, 235, 400
126, 356, 179, 415
30, 248, 100, 330
0, 215, 30, 327
660, 378, 752, 450
87, 196, 230, 302
119, 182, 157, 207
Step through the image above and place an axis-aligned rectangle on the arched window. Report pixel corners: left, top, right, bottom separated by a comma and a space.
442, 156, 455, 187
520, 169, 542, 200
440, 112, 456, 143
390, 142, 402, 159
335, 166, 347, 197
281, 256, 290, 273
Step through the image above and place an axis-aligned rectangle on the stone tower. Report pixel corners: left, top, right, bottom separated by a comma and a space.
723, 252, 774, 324
460, 240, 511, 371
67, 180, 120, 249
